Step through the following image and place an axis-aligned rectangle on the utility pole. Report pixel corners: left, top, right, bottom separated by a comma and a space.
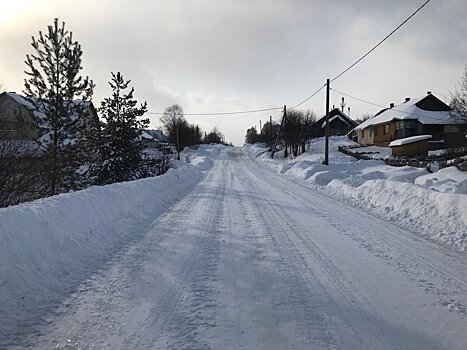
271, 105, 286, 159
324, 79, 330, 165
176, 121, 180, 160
283, 106, 288, 158
270, 115, 272, 138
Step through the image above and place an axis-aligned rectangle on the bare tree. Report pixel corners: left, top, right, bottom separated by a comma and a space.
160, 104, 185, 160
0, 77, 5, 93
450, 66, 467, 123
354, 113, 373, 125
0, 139, 48, 207
284, 109, 316, 156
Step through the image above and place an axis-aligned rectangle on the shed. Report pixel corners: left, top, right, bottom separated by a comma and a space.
388, 135, 432, 157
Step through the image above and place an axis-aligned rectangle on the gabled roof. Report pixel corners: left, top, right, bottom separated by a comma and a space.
144, 129, 168, 142
2, 92, 95, 120
317, 108, 355, 128
354, 93, 456, 130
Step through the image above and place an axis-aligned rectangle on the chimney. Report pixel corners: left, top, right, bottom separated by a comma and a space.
390, 103, 395, 108
427, 91, 432, 95
347, 106, 351, 117
405, 97, 410, 102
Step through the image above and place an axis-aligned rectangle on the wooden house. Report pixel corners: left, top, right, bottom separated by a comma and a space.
353, 92, 466, 149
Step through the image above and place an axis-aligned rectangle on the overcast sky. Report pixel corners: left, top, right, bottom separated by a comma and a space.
1, 0, 466, 145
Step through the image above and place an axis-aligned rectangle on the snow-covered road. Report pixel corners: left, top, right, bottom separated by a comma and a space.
19, 147, 467, 349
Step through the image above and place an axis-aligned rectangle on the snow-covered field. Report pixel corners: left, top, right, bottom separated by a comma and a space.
0, 144, 225, 348
249, 137, 467, 251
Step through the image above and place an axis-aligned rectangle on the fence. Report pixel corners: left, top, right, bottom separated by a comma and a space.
337, 146, 466, 172
143, 154, 171, 176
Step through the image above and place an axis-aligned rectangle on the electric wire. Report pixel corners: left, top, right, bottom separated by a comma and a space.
146, 0, 431, 117
331, 0, 431, 82
146, 106, 282, 116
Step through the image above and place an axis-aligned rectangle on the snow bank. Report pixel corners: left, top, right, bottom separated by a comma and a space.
0, 145, 224, 342
249, 137, 467, 251
415, 167, 467, 194
328, 179, 467, 251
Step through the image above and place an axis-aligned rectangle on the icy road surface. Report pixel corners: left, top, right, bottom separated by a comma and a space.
23, 148, 467, 349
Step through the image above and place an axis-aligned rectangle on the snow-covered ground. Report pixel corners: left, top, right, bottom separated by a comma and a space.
0, 144, 225, 348
1, 142, 467, 349
249, 137, 467, 251
5, 146, 465, 350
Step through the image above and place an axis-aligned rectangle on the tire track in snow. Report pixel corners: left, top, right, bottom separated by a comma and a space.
249, 157, 467, 320
123, 155, 227, 349
235, 165, 340, 349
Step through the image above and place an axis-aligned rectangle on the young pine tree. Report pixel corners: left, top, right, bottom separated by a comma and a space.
96, 72, 149, 184
24, 18, 94, 195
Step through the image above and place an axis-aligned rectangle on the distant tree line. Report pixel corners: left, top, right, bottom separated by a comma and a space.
159, 104, 226, 159
245, 109, 317, 157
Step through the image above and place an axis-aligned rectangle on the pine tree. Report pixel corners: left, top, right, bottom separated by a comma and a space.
24, 18, 94, 195
95, 72, 149, 184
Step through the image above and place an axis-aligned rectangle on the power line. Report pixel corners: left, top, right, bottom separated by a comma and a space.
279, 0, 431, 113
331, 0, 431, 82
330, 88, 385, 109
146, 106, 282, 116
290, 83, 327, 110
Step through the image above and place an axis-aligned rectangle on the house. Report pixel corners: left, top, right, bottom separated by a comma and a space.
141, 129, 172, 155
353, 92, 467, 149
0, 92, 99, 144
314, 108, 356, 137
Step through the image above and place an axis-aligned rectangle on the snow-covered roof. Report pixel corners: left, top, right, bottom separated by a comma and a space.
144, 129, 168, 142
321, 114, 351, 128
141, 131, 154, 139
388, 135, 432, 147
354, 94, 456, 130
318, 108, 354, 128
6, 92, 92, 110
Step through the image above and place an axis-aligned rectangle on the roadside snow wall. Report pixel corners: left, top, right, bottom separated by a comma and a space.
327, 179, 467, 252
0, 165, 202, 342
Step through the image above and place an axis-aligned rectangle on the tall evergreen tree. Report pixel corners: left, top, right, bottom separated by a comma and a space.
24, 18, 94, 195
95, 72, 149, 184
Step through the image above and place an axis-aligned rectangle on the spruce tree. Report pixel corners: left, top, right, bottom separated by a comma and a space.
95, 72, 149, 184
24, 18, 94, 195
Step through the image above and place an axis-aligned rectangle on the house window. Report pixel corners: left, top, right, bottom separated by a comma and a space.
395, 120, 417, 138
444, 125, 459, 133
384, 124, 389, 135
